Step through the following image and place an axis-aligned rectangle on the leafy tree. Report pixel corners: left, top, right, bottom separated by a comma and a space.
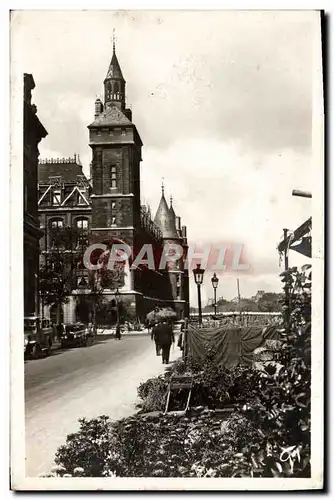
39, 225, 82, 324
258, 292, 284, 312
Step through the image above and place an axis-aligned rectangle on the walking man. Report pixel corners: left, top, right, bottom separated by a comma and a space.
115, 323, 122, 340
154, 319, 175, 364
151, 323, 161, 356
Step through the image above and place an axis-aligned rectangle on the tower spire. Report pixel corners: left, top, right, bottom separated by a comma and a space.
161, 178, 165, 196
170, 195, 173, 207
104, 32, 125, 110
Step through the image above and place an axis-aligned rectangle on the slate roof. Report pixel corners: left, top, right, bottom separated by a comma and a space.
105, 51, 125, 81
154, 194, 179, 239
38, 160, 86, 183
88, 105, 132, 128
169, 200, 176, 220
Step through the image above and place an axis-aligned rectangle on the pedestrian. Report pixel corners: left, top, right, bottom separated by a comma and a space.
115, 323, 121, 340
151, 323, 161, 355
154, 319, 175, 364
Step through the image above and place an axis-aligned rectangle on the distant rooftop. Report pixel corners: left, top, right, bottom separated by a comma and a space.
38, 155, 88, 183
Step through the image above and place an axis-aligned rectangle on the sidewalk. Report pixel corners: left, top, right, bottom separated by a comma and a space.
27, 335, 182, 476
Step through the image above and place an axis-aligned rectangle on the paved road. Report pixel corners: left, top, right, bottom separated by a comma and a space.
25, 334, 180, 477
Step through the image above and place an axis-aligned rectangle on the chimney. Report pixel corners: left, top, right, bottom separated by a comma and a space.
182, 225, 187, 238
89, 161, 93, 186
95, 98, 103, 118
124, 108, 132, 121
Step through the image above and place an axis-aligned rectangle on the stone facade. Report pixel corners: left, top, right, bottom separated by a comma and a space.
87, 43, 189, 321
38, 156, 91, 323
24, 74, 48, 317
36, 43, 190, 325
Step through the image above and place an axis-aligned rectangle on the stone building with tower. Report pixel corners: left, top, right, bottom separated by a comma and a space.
24, 73, 48, 317
37, 41, 189, 324
88, 41, 189, 321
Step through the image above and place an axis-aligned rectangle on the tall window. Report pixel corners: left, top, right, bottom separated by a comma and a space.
52, 190, 61, 205
76, 218, 89, 248
49, 219, 64, 249
110, 165, 117, 189
176, 274, 181, 299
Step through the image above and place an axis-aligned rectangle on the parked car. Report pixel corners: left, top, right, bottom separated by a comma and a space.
24, 316, 52, 359
60, 322, 90, 348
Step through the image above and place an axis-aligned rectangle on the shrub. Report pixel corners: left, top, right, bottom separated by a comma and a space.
53, 409, 265, 478
137, 376, 167, 413
54, 416, 120, 477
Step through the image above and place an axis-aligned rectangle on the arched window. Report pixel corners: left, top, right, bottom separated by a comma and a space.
113, 81, 120, 100
75, 218, 89, 248
107, 82, 112, 100
50, 218, 64, 229
76, 218, 88, 230
49, 218, 64, 249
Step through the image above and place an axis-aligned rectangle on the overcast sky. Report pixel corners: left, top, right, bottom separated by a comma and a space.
12, 10, 318, 305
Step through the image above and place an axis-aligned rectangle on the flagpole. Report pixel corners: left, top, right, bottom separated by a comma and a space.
283, 228, 290, 331
237, 279, 242, 325
283, 228, 289, 271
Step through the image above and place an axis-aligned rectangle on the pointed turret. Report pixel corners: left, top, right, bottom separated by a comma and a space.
154, 183, 179, 239
169, 195, 176, 219
104, 33, 126, 111
105, 48, 124, 81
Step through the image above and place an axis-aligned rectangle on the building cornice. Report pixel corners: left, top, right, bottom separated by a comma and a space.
89, 140, 136, 147
38, 207, 92, 212
91, 193, 134, 198
91, 227, 134, 231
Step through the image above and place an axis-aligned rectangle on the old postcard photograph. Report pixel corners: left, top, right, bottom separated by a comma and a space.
10, 9, 324, 490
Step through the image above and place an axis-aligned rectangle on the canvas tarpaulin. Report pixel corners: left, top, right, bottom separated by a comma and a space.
186, 324, 280, 367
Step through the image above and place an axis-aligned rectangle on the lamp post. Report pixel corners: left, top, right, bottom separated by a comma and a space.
114, 288, 121, 340
211, 273, 219, 316
115, 288, 120, 326
193, 264, 205, 325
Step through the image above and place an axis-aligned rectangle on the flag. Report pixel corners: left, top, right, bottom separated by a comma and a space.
290, 236, 312, 258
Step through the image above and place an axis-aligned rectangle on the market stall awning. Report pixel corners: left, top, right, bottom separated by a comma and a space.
277, 217, 312, 254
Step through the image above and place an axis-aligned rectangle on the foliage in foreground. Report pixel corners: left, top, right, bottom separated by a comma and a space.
49, 265, 311, 478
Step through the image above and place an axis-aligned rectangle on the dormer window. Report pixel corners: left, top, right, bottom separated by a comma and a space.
52, 190, 61, 205
78, 190, 86, 205
97, 130, 102, 136
109, 129, 113, 136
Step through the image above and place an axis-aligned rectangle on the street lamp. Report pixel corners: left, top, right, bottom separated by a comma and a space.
211, 273, 219, 316
115, 288, 120, 326
193, 264, 205, 325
